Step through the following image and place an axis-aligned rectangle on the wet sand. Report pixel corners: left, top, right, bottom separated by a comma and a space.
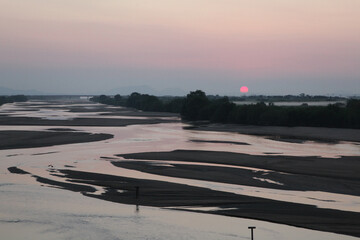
189, 124, 360, 143
0, 130, 113, 150
112, 159, 360, 196
113, 149, 360, 237
0, 116, 177, 126
99, 111, 179, 118
189, 139, 250, 145
119, 150, 360, 180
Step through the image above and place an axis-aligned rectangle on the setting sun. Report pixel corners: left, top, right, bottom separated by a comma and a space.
240, 86, 249, 93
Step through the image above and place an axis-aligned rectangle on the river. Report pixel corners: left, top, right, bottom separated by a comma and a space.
0, 100, 359, 240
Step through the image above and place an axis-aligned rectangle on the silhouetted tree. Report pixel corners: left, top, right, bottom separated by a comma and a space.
210, 97, 235, 123
164, 98, 185, 113
181, 90, 209, 120
346, 99, 360, 128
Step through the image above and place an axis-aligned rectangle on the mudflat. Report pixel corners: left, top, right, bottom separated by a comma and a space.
114, 149, 360, 237
0, 116, 178, 126
119, 150, 360, 180
0, 130, 113, 150
113, 159, 360, 196
189, 124, 360, 143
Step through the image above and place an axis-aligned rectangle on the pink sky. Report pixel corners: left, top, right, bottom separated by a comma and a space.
0, 0, 359, 94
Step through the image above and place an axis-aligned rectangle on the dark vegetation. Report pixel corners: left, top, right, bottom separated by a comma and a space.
90, 91, 360, 129
0, 95, 27, 106
91, 93, 185, 113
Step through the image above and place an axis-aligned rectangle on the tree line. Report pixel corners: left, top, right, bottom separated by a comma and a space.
91, 91, 360, 129
0, 95, 28, 106
91, 93, 184, 113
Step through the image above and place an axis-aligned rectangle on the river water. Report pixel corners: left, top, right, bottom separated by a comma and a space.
0, 101, 359, 240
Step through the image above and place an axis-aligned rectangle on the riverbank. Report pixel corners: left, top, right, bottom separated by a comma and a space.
91, 92, 360, 129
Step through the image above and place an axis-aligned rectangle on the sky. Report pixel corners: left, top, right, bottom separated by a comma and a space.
0, 0, 359, 95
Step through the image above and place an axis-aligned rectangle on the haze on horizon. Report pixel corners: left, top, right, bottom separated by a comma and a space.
0, 0, 359, 96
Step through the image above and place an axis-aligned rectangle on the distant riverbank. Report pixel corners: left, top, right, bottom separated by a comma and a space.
91, 90, 360, 129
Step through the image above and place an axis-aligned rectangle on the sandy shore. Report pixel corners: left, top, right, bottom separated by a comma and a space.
0, 130, 113, 150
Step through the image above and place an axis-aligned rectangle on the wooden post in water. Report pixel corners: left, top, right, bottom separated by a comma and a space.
248, 226, 256, 240
135, 186, 139, 199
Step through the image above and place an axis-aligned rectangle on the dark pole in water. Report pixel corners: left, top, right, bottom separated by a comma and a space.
135, 186, 139, 199
248, 226, 256, 240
